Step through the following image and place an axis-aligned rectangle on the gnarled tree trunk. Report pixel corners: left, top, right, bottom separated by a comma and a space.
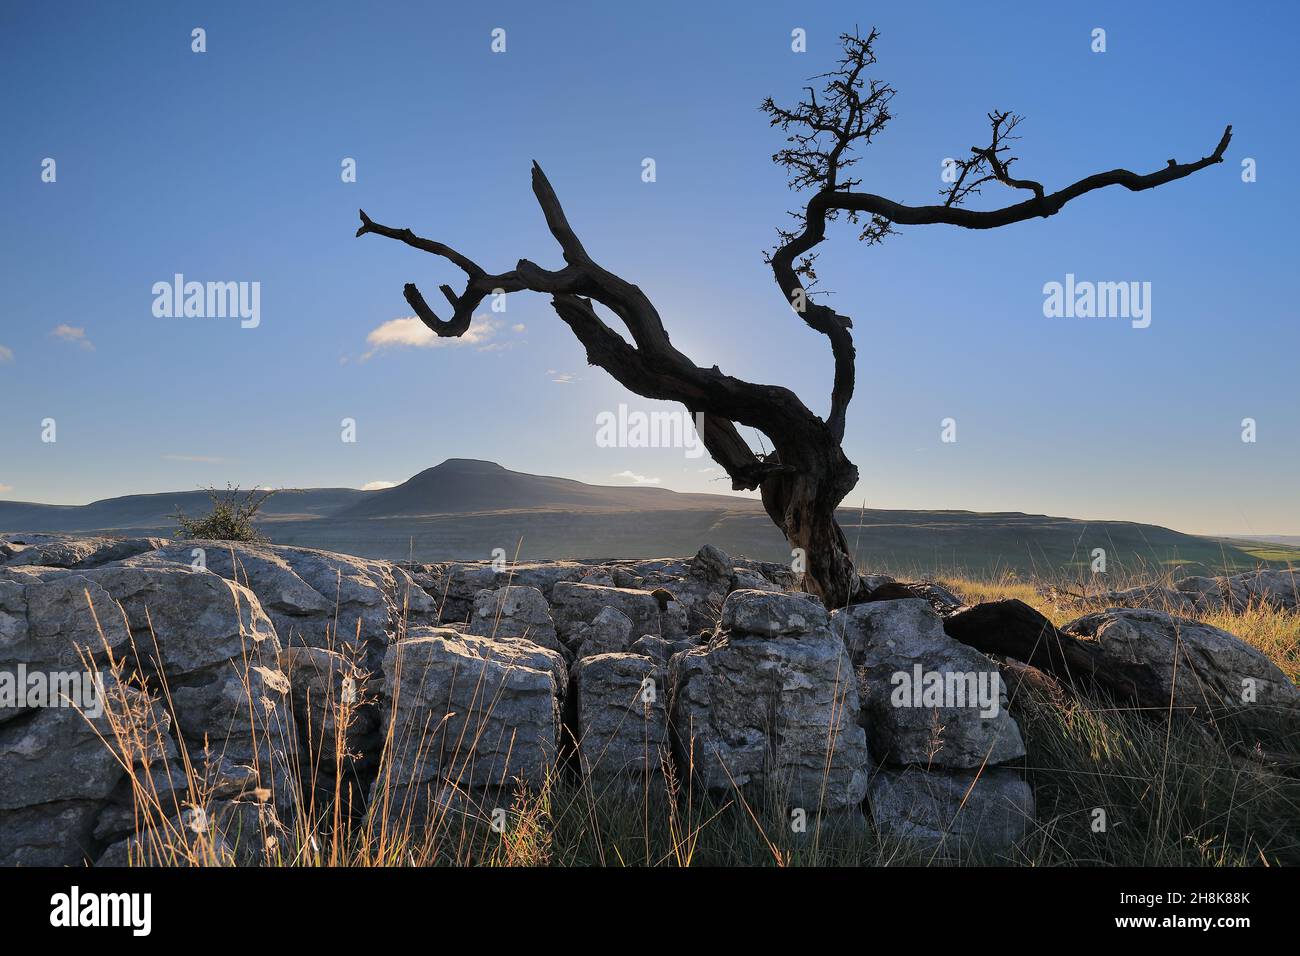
759, 440, 864, 609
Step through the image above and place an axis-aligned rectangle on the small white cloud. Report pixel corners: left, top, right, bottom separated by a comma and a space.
361, 314, 500, 360
361, 480, 398, 491
0, 483, 13, 494
611, 470, 661, 485
550, 371, 577, 384
512, 323, 526, 333
697, 466, 719, 473
0, 345, 13, 363
52, 324, 94, 350
162, 454, 226, 463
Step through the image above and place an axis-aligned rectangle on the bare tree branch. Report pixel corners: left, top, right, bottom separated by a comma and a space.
358, 165, 828, 496
762, 27, 1230, 445
761, 27, 895, 442
942, 111, 1043, 207
835, 123, 1232, 229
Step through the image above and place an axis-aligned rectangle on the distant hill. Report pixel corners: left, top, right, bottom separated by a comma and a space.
335, 459, 756, 517
1231, 534, 1300, 547
0, 488, 366, 534
3, 459, 1296, 577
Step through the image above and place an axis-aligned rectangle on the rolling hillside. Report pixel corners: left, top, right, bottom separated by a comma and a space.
0, 487, 366, 532
2, 459, 1295, 576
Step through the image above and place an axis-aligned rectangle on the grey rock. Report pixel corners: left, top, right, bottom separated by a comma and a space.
0, 575, 132, 707
74, 565, 280, 673
0, 802, 102, 866
610, 567, 642, 589
720, 588, 828, 638
629, 634, 672, 667
279, 645, 374, 767
0, 677, 181, 866
907, 581, 966, 614
1065, 569, 1300, 615
551, 582, 670, 643
377, 627, 565, 793
125, 541, 438, 671
670, 595, 870, 811
61, 564, 297, 803
731, 568, 781, 593
167, 662, 295, 799
499, 562, 600, 599
831, 599, 1025, 768
861, 573, 898, 593
0, 553, 299, 865
1180, 568, 1300, 612
469, 585, 562, 652
0, 683, 133, 811
668, 636, 701, 658
625, 545, 737, 634
574, 606, 634, 659
747, 559, 801, 591
0, 533, 166, 570
420, 562, 500, 621
640, 575, 719, 634
1170, 576, 1225, 608
868, 764, 1034, 856
419, 560, 593, 621
571, 653, 668, 784
1063, 607, 1300, 712
691, 544, 733, 582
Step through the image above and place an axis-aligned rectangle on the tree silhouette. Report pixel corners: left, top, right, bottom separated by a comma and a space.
357, 28, 1230, 609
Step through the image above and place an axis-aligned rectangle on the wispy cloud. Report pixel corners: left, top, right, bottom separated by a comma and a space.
0, 483, 13, 494
361, 315, 501, 360
162, 454, 226, 463
611, 470, 661, 485
548, 369, 577, 384
51, 324, 94, 350
0, 345, 13, 363
361, 480, 398, 491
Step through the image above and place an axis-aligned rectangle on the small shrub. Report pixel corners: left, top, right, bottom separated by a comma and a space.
174, 484, 276, 542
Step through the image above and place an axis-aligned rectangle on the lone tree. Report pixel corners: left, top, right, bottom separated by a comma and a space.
357, 29, 1230, 609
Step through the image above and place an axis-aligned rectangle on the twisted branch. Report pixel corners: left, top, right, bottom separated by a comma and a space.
763, 28, 1230, 446
357, 164, 820, 492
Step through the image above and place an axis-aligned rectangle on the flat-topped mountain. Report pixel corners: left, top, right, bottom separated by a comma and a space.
336, 459, 755, 518
1, 460, 1294, 575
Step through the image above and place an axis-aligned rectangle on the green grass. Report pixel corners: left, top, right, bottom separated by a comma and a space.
1242, 548, 1300, 562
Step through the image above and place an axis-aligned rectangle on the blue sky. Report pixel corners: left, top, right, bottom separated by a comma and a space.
1, 1, 1296, 535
